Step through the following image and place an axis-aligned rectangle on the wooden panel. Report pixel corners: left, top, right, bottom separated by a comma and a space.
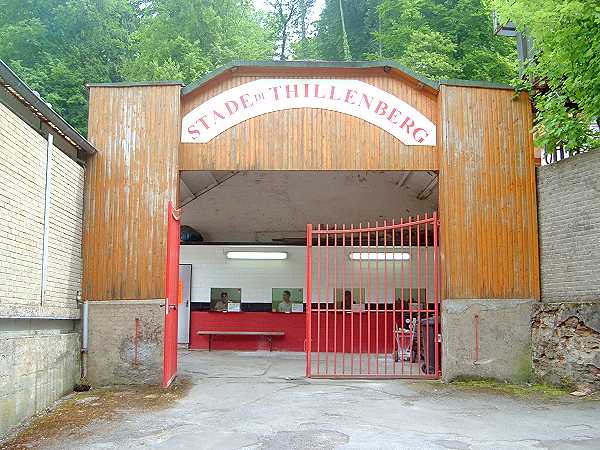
438, 85, 540, 300
83, 85, 180, 300
180, 68, 438, 171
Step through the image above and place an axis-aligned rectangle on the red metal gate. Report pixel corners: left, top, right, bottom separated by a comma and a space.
163, 201, 181, 388
306, 213, 440, 379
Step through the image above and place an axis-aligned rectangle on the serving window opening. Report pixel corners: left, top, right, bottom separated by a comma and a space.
178, 170, 440, 379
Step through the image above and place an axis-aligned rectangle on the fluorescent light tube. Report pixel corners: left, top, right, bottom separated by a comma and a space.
226, 251, 288, 260
349, 252, 410, 261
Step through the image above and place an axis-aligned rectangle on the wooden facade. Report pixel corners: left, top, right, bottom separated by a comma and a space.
83, 62, 539, 302
83, 84, 181, 300
438, 85, 539, 300
179, 66, 438, 171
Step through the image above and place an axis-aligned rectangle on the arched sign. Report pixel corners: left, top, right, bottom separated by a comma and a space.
182, 79, 436, 146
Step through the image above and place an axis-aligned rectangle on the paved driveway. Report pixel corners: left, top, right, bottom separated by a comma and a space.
4, 351, 600, 449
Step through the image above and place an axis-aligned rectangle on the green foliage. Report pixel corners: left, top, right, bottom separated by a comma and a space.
492, 0, 600, 151
2, 0, 593, 152
0, 0, 274, 133
314, 0, 382, 60
0, 0, 138, 134
311, 0, 516, 82
122, 0, 275, 82
375, 0, 517, 82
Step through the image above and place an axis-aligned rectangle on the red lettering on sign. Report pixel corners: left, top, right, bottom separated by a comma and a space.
358, 94, 373, 110
329, 85, 341, 101
213, 110, 225, 122
400, 116, 415, 134
269, 86, 281, 100
182, 79, 436, 145
225, 100, 238, 115
344, 89, 357, 105
187, 125, 200, 139
286, 84, 299, 98
413, 128, 429, 144
314, 84, 326, 99
304, 83, 310, 97
239, 94, 253, 109
374, 100, 388, 116
196, 115, 210, 130
387, 108, 400, 125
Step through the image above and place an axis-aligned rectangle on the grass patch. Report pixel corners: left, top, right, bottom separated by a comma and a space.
448, 377, 572, 399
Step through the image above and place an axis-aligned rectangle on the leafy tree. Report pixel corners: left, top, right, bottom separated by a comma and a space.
314, 0, 382, 60
265, 0, 316, 60
0, 0, 138, 134
122, 0, 275, 82
492, 0, 600, 151
290, 0, 317, 59
267, 0, 298, 60
375, 0, 516, 82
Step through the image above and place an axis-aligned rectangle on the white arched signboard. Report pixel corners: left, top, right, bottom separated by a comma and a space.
182, 79, 436, 146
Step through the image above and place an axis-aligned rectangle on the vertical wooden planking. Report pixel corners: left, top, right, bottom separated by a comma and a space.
179, 68, 439, 171
438, 85, 539, 300
83, 84, 181, 300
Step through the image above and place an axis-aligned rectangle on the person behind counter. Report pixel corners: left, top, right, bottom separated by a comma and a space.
344, 290, 352, 310
278, 290, 293, 313
213, 291, 229, 312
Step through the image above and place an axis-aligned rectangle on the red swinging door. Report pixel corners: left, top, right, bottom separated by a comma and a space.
163, 200, 181, 388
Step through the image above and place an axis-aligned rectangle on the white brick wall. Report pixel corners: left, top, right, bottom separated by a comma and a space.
0, 102, 84, 317
44, 146, 84, 309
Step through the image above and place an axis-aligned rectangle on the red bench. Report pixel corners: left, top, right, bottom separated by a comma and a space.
196, 330, 285, 351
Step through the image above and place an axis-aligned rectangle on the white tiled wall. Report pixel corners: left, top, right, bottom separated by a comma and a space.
180, 245, 435, 304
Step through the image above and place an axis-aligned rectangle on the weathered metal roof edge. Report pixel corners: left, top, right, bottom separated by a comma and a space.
86, 80, 184, 88
438, 79, 515, 90
0, 59, 97, 155
181, 60, 441, 96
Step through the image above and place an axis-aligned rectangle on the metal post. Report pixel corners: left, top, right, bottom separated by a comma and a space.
333, 224, 338, 375
342, 224, 346, 374
40, 134, 54, 305
306, 223, 313, 377
433, 211, 440, 376
316, 224, 321, 374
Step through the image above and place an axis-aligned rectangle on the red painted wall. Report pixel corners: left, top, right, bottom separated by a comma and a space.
190, 311, 415, 352
190, 312, 306, 351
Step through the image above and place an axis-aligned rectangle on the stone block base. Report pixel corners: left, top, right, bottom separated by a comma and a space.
86, 300, 165, 386
442, 299, 533, 382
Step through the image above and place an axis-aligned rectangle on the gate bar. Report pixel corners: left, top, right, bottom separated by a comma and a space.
305, 223, 312, 377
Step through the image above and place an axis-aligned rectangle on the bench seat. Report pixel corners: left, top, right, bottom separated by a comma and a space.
197, 330, 285, 351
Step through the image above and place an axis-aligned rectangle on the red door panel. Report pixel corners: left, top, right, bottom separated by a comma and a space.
163, 201, 180, 388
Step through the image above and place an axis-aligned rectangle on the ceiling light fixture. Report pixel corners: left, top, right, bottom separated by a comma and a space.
349, 252, 410, 261
226, 251, 288, 260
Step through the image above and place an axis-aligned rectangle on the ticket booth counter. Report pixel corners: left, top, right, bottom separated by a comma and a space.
190, 309, 417, 352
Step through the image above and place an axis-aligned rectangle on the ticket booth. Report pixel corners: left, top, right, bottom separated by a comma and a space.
83, 61, 539, 387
